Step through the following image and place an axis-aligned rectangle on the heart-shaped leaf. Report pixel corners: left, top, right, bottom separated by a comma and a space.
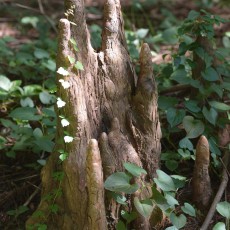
170, 213, 186, 229
183, 116, 204, 139
154, 170, 176, 192
134, 197, 154, 218
216, 201, 230, 219
104, 172, 139, 194
181, 203, 196, 217
124, 163, 147, 177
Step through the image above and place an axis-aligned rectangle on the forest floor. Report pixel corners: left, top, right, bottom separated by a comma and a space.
0, 0, 229, 229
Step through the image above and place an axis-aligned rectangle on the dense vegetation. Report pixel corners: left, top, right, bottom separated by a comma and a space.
0, 0, 229, 229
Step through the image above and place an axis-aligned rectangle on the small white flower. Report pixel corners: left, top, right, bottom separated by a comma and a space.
57, 67, 69, 76
64, 136, 74, 143
61, 118, 70, 127
57, 97, 66, 108
59, 79, 70, 89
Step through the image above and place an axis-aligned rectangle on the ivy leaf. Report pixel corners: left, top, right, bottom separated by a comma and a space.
151, 185, 171, 211
134, 197, 154, 218
185, 100, 200, 113
20, 97, 34, 107
181, 203, 196, 217
111, 193, 127, 205
39, 91, 56, 104
158, 96, 178, 110
183, 116, 204, 139
34, 48, 49, 59
202, 106, 218, 125
121, 210, 138, 224
74, 61, 84, 70
170, 213, 186, 229
201, 67, 219, 81
116, 220, 126, 230
208, 101, 230, 111
167, 108, 185, 127
154, 170, 176, 192
104, 172, 139, 194
216, 201, 230, 219
187, 10, 200, 20
179, 137, 194, 150
123, 163, 147, 177
170, 69, 189, 84
213, 222, 226, 230
9, 107, 42, 121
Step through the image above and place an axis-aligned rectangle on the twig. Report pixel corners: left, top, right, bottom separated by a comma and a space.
200, 151, 229, 230
160, 84, 190, 95
23, 184, 41, 207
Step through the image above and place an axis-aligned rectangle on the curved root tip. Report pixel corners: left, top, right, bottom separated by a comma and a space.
137, 43, 155, 95
57, 18, 71, 66
111, 117, 120, 131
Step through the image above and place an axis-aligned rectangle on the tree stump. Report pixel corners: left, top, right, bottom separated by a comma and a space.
26, 0, 161, 229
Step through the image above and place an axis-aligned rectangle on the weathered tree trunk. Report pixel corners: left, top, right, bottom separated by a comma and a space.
26, 0, 161, 229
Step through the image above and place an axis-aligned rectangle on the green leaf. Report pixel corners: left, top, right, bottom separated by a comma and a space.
170, 69, 189, 84
33, 128, 43, 139
195, 47, 213, 68
59, 153, 68, 161
9, 107, 42, 121
181, 203, 196, 217
0, 75, 12, 91
167, 108, 185, 128
42, 59, 56, 71
208, 101, 230, 111
171, 175, 186, 189
111, 193, 127, 205
184, 100, 201, 113
20, 97, 34, 107
116, 220, 126, 230
21, 16, 39, 28
39, 91, 56, 104
187, 10, 200, 20
34, 138, 55, 152
202, 67, 219, 81
22, 85, 43, 96
154, 170, 176, 192
34, 48, 49, 59
165, 227, 178, 230
165, 160, 178, 171
202, 106, 218, 125
123, 163, 147, 177
216, 201, 230, 219
121, 210, 138, 224
74, 61, 84, 70
68, 56, 75, 64
162, 27, 178, 44
183, 116, 204, 139
165, 193, 179, 207
178, 149, 191, 160
213, 222, 226, 230
179, 137, 194, 150
134, 197, 153, 218
158, 96, 178, 110
104, 172, 139, 194
0, 136, 6, 150
170, 213, 186, 229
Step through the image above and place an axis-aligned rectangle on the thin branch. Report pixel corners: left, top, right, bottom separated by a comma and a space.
23, 184, 41, 207
200, 150, 229, 230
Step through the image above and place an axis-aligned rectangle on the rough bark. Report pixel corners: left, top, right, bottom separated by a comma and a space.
192, 135, 212, 210
26, 0, 161, 229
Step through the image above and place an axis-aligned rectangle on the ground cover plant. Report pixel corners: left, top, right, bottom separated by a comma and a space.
0, 0, 229, 229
